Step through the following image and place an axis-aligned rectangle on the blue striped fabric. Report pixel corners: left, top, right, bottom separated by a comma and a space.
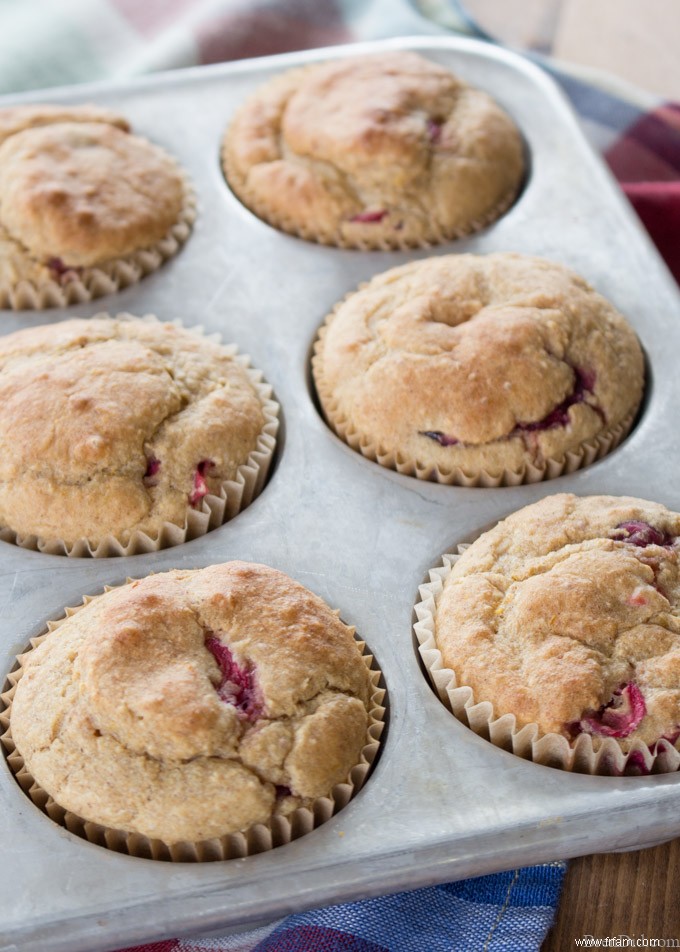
248, 865, 567, 952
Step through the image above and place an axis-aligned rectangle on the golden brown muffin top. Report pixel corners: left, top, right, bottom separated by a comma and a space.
313, 253, 644, 479
0, 113, 184, 268
436, 494, 680, 750
0, 317, 267, 547
10, 563, 372, 844
223, 52, 524, 248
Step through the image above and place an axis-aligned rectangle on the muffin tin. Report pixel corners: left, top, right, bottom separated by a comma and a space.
1, 35, 680, 952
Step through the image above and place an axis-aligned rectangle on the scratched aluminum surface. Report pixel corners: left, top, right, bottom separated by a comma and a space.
1, 36, 679, 952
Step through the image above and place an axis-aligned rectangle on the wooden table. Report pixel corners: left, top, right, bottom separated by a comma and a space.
542, 839, 680, 948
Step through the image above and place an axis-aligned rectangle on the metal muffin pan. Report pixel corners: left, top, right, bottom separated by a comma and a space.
1, 35, 679, 952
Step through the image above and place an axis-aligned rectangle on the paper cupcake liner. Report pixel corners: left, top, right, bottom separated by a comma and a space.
0, 314, 279, 557
0, 588, 386, 862
312, 318, 637, 487
221, 128, 520, 252
0, 162, 196, 311
414, 548, 680, 776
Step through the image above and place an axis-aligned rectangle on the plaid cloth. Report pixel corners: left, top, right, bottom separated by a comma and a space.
1, 1, 678, 950
547, 68, 680, 285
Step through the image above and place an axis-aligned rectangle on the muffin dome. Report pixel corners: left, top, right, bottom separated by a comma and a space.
9, 563, 375, 844
313, 253, 644, 484
0, 316, 276, 552
222, 52, 524, 248
0, 105, 194, 308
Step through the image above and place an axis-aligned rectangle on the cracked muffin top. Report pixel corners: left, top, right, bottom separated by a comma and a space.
222, 51, 524, 248
0, 104, 189, 293
436, 494, 680, 752
312, 253, 644, 481
0, 316, 268, 548
10, 562, 373, 844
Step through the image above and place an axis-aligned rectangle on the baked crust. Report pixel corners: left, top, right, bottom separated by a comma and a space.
222, 52, 524, 248
0, 121, 183, 267
312, 253, 644, 479
10, 562, 372, 844
0, 104, 130, 147
0, 317, 267, 547
436, 494, 680, 751
0, 105, 194, 304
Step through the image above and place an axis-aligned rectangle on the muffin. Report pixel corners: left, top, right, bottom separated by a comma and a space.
222, 51, 524, 248
0, 315, 278, 555
313, 253, 644, 485
0, 104, 195, 309
4, 562, 382, 854
416, 494, 680, 773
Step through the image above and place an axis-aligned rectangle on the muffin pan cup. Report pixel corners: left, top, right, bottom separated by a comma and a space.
0, 313, 281, 557
220, 61, 524, 252
0, 587, 385, 861
414, 549, 680, 776
1, 35, 680, 952
0, 166, 197, 310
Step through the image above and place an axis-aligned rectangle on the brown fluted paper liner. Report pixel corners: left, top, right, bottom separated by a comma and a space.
313, 317, 636, 488
414, 549, 680, 776
222, 174, 518, 251
0, 166, 196, 311
0, 588, 386, 861
0, 314, 279, 557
